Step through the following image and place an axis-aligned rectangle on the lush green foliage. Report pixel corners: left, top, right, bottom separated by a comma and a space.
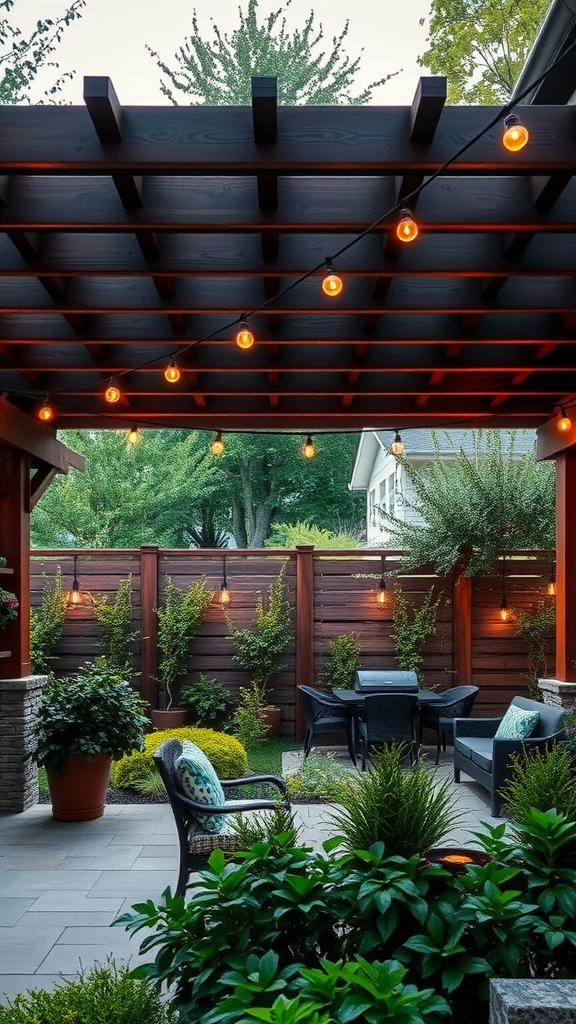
156, 576, 214, 709
29, 568, 68, 674
31, 429, 217, 548
229, 802, 301, 852
91, 575, 139, 678
0, 958, 176, 1024
233, 682, 275, 749
0, 0, 85, 104
378, 431, 554, 576
513, 598, 555, 698
32, 658, 148, 771
391, 587, 444, 681
0, 586, 18, 627
560, 711, 576, 759
227, 565, 292, 692
331, 745, 458, 856
418, 0, 550, 103
116, 807, 576, 1024
114, 727, 248, 788
501, 746, 576, 849
180, 675, 237, 728
285, 752, 352, 801
266, 521, 361, 549
319, 630, 362, 690
148, 0, 394, 106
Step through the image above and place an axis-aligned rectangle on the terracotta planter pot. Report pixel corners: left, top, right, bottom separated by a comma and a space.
151, 709, 188, 731
263, 706, 282, 739
47, 754, 112, 822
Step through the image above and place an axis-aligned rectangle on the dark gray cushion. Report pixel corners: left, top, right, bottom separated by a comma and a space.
468, 738, 495, 772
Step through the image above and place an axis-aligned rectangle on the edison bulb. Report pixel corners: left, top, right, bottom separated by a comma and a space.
302, 436, 316, 459
105, 381, 121, 403
39, 402, 53, 421
211, 432, 225, 456
322, 272, 343, 297
165, 361, 181, 383
236, 323, 254, 350
397, 209, 418, 243
126, 426, 141, 445
558, 413, 572, 432
503, 115, 529, 153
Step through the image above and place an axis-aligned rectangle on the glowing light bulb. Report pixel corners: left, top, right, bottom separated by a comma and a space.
105, 379, 121, 403
69, 583, 81, 605
376, 582, 386, 607
302, 435, 316, 459
38, 398, 53, 421
126, 425, 141, 445
220, 584, 231, 606
558, 408, 572, 432
390, 431, 405, 456
322, 262, 343, 297
164, 359, 181, 383
500, 598, 510, 622
210, 431, 225, 456
236, 321, 254, 350
503, 114, 529, 152
547, 579, 557, 597
396, 208, 418, 243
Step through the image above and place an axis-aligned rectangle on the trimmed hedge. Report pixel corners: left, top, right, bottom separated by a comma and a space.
114, 727, 248, 789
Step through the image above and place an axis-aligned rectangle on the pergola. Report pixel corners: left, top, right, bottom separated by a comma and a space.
0, 73, 575, 685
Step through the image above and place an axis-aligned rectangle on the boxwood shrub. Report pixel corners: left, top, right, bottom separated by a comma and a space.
114, 727, 248, 790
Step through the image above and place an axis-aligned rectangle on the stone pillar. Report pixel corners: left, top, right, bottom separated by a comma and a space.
0, 675, 48, 813
490, 979, 576, 1023
538, 677, 576, 712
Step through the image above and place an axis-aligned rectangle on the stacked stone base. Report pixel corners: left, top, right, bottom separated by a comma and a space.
0, 675, 48, 813
537, 678, 576, 713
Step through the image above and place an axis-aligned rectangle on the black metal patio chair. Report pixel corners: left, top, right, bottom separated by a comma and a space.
297, 685, 357, 766
419, 685, 479, 764
357, 692, 419, 771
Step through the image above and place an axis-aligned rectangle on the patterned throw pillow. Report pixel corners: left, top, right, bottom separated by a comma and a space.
175, 740, 226, 833
494, 705, 539, 741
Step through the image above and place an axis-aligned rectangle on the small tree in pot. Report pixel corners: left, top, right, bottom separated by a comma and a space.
154, 575, 213, 727
32, 657, 149, 821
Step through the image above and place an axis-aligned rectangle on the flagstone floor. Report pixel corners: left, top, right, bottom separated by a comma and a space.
0, 747, 495, 1003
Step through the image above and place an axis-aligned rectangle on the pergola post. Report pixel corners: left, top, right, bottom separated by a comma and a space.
295, 546, 314, 739
0, 450, 31, 678
554, 453, 576, 681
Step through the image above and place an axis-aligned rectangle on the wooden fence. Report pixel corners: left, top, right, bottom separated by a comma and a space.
30, 547, 556, 736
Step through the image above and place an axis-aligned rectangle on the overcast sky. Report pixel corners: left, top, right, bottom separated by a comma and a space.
19, 0, 433, 105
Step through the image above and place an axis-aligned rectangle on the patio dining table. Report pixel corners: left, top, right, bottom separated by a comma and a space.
332, 688, 445, 708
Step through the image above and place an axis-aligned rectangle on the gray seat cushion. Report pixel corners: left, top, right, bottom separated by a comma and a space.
454, 735, 494, 772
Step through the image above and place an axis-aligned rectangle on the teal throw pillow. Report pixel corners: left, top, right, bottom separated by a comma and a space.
495, 705, 539, 741
175, 740, 226, 833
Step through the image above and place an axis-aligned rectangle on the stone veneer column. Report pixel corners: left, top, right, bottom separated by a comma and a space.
490, 979, 576, 1023
0, 675, 48, 813
538, 677, 576, 712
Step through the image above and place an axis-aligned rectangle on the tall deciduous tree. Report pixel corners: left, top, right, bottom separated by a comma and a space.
418, 0, 550, 104
31, 429, 218, 548
0, 0, 85, 104
377, 431, 555, 576
148, 0, 395, 105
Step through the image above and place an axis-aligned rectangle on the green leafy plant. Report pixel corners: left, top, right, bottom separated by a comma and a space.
229, 802, 301, 852
226, 564, 292, 695
560, 710, 576, 760
0, 957, 176, 1024
391, 586, 444, 682
114, 726, 248, 790
91, 575, 139, 678
513, 598, 555, 699
331, 744, 459, 857
180, 674, 236, 728
285, 752, 352, 801
0, 586, 18, 628
266, 521, 361, 549
29, 567, 67, 674
319, 630, 361, 690
156, 575, 214, 709
500, 745, 576, 843
32, 657, 148, 772
233, 682, 273, 749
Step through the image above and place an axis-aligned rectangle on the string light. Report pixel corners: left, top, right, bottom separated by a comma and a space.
396, 208, 418, 243
164, 358, 181, 383
236, 319, 255, 350
557, 407, 572, 432
322, 260, 343, 297
499, 555, 510, 622
104, 378, 121, 403
126, 424, 141, 445
302, 435, 316, 459
38, 396, 53, 421
376, 554, 387, 607
220, 555, 231, 606
502, 114, 529, 152
210, 430, 225, 456
390, 431, 405, 456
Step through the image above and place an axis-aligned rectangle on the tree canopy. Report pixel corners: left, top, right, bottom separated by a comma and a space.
148, 0, 396, 105
376, 431, 555, 576
0, 0, 85, 104
417, 0, 550, 104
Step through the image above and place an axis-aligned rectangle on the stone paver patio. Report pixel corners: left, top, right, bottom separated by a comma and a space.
0, 751, 495, 1002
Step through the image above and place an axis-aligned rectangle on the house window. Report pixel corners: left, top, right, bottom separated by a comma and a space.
369, 488, 377, 526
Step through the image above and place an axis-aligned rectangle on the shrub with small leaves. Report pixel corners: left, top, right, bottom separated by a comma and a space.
114, 726, 248, 791
91, 575, 139, 678
285, 752, 352, 801
29, 567, 67, 675
319, 631, 361, 690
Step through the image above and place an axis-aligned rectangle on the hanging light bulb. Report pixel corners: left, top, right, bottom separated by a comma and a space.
376, 554, 387, 607
557, 407, 572, 432
302, 435, 316, 459
220, 555, 231, 606
236, 319, 255, 350
126, 424, 141, 445
322, 260, 343, 297
502, 114, 529, 152
105, 378, 121, 403
499, 555, 510, 622
390, 430, 405, 456
38, 396, 53, 422
210, 430, 225, 456
396, 208, 418, 243
68, 554, 82, 607
547, 560, 557, 597
164, 358, 181, 383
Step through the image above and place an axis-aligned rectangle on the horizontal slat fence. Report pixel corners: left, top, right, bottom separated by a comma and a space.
29, 548, 556, 736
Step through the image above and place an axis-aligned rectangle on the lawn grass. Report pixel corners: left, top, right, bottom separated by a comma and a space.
247, 737, 302, 776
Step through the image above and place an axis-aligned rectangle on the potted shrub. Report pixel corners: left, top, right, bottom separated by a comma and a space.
179, 674, 236, 729
320, 630, 361, 690
226, 564, 292, 739
32, 657, 149, 821
154, 575, 213, 729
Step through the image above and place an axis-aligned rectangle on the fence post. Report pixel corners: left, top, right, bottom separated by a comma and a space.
453, 573, 472, 687
295, 545, 314, 738
140, 545, 159, 708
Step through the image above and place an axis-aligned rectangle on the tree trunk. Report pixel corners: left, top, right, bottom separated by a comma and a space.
231, 494, 248, 548
249, 505, 275, 547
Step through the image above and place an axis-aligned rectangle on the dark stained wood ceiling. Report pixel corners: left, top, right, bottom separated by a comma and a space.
1, 75, 576, 431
